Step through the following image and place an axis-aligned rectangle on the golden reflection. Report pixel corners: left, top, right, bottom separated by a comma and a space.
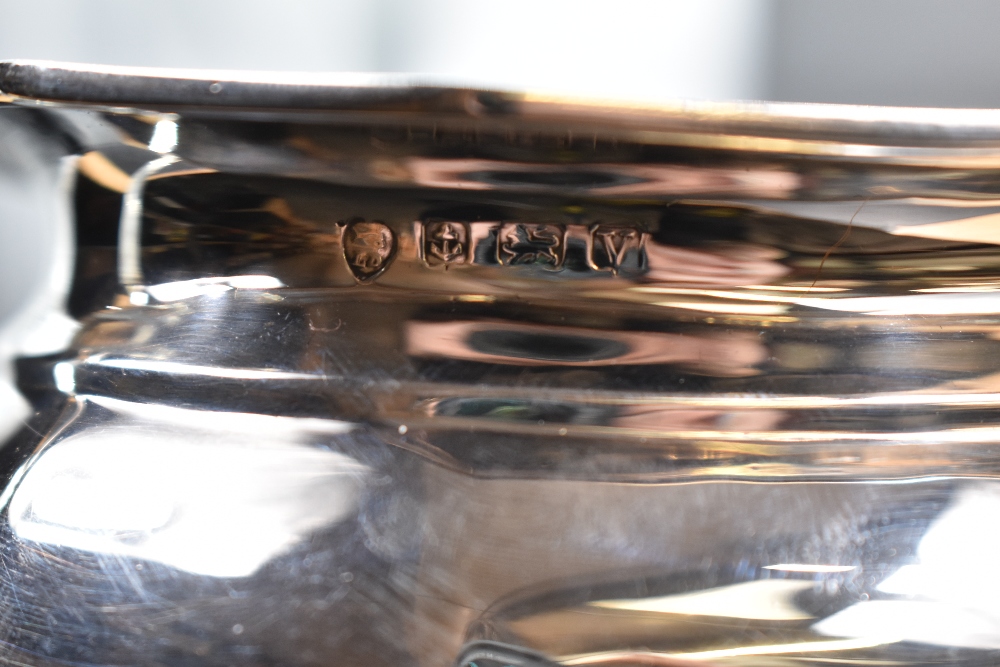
590, 579, 815, 621
893, 213, 1000, 245
634, 283, 1000, 317
77, 150, 132, 193
613, 406, 783, 431
918, 284, 1000, 292
652, 301, 788, 315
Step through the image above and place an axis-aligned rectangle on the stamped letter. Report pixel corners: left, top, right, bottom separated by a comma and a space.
590, 225, 646, 275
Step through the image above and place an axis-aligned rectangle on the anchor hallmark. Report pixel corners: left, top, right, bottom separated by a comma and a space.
423, 221, 468, 266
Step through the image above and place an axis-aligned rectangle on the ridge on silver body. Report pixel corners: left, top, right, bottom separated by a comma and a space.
4, 60, 1000, 666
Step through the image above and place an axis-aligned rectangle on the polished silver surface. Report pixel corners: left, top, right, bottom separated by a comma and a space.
5, 61, 1000, 665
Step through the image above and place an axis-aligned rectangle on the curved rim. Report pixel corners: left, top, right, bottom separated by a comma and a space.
6, 60, 1000, 159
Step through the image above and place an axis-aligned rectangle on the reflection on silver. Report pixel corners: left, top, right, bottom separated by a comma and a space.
9, 397, 362, 578
52, 361, 74, 394
405, 320, 765, 375
89, 358, 321, 381
148, 119, 178, 154
815, 483, 1000, 650
145, 275, 285, 302
560, 637, 892, 665
118, 153, 178, 287
9, 61, 1000, 665
406, 158, 802, 198
763, 563, 857, 573
590, 579, 816, 621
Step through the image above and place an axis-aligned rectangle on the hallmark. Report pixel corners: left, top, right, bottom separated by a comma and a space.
343, 220, 396, 282
423, 221, 468, 266
590, 225, 646, 275
497, 223, 565, 268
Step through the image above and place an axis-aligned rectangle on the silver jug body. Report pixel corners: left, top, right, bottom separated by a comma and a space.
2, 61, 1000, 665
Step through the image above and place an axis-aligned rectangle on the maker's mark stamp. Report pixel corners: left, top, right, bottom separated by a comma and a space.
343, 220, 396, 282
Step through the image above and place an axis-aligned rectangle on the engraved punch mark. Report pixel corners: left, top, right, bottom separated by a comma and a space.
497, 223, 565, 268
590, 225, 646, 275
424, 221, 468, 266
343, 220, 396, 282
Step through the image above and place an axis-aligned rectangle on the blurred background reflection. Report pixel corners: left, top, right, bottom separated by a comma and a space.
3, 0, 1000, 107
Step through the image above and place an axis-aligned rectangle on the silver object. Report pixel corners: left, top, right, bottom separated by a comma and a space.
4, 60, 1000, 665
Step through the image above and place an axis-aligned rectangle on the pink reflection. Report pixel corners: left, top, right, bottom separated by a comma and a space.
406, 320, 766, 376
645, 242, 790, 287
